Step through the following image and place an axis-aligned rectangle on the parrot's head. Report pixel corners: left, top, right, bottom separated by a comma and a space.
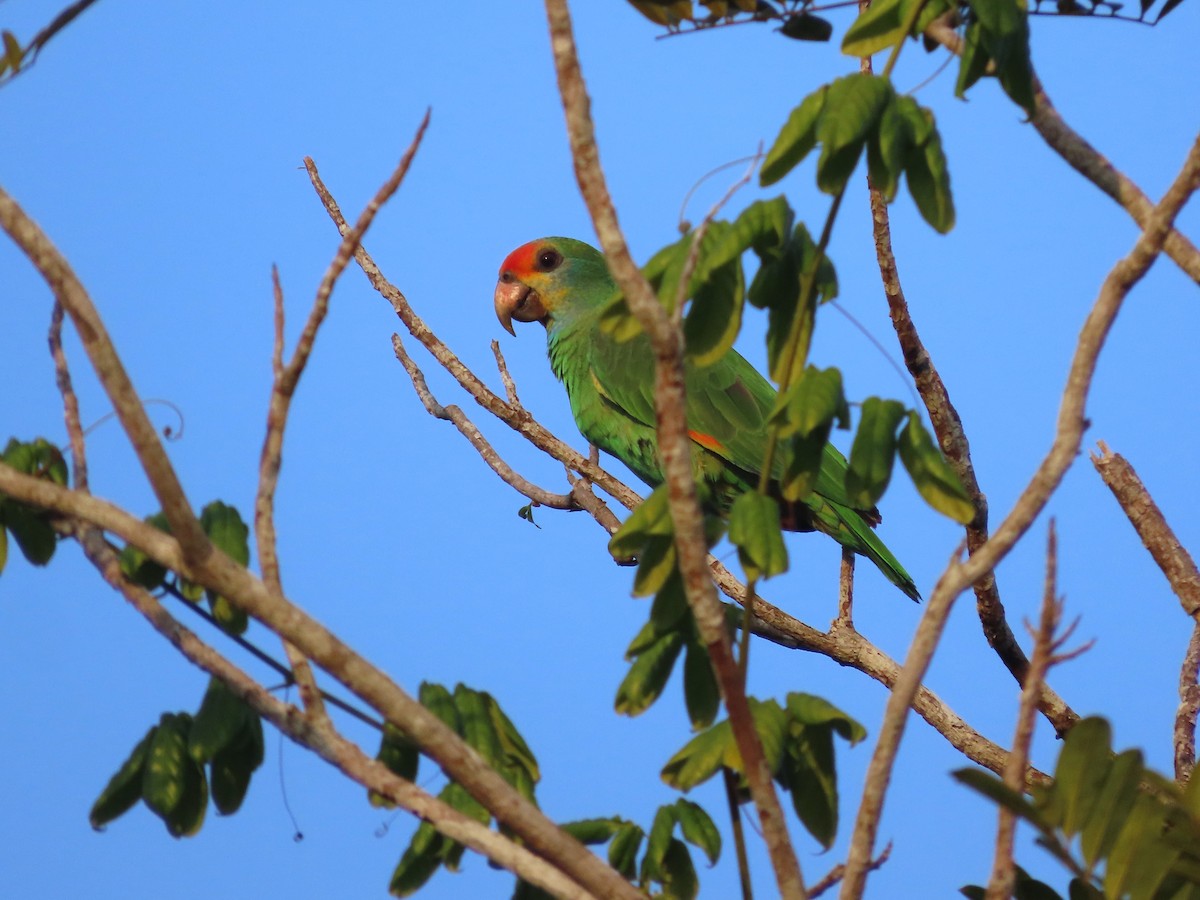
494, 237, 613, 336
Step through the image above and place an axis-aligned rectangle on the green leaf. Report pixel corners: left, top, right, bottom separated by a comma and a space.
662, 722, 734, 791
953, 767, 1048, 829
761, 86, 827, 186
954, 22, 990, 99
814, 74, 893, 195
683, 640, 720, 730
786, 693, 867, 744
771, 366, 847, 438
749, 699, 789, 775
440, 780, 490, 825
201, 501, 250, 566
607, 822, 645, 880
609, 485, 673, 559
562, 817, 624, 845
484, 693, 540, 784
1052, 716, 1113, 837
780, 424, 834, 502
1079, 749, 1141, 866
118, 512, 171, 589
390, 821, 446, 897
729, 492, 788, 581
209, 709, 262, 816
674, 799, 721, 865
188, 677, 250, 763
615, 631, 685, 717
896, 413, 975, 523
455, 684, 505, 770
141, 713, 192, 821
0, 524, 7, 575
841, 0, 908, 57
968, 0, 1023, 39
781, 725, 839, 848
725, 196, 793, 261
661, 838, 700, 899
1105, 794, 1178, 900
1, 501, 56, 565
419, 682, 460, 733
846, 397, 906, 508
641, 803, 678, 883
166, 750, 208, 837
684, 251, 744, 367
201, 502, 250, 632
90, 726, 155, 829
650, 571, 689, 633
371, 725, 419, 808
903, 113, 956, 233
781, 13, 833, 41
2, 31, 23, 72
634, 536, 678, 598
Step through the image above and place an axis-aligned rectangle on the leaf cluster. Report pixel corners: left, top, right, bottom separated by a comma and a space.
958, 717, 1200, 899
516, 799, 722, 900
119, 500, 252, 635
0, 437, 67, 570
663, 693, 866, 849
384, 682, 540, 897
89, 677, 265, 837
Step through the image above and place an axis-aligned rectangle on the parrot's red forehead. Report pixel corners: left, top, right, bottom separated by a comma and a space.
500, 242, 540, 278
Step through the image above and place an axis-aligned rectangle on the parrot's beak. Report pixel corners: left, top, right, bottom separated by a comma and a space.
494, 275, 547, 335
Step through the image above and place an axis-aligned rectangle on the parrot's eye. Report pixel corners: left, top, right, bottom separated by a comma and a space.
535, 248, 563, 272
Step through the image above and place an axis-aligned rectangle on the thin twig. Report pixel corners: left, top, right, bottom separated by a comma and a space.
985, 522, 1061, 900
837, 548, 855, 628
48, 301, 89, 491
542, 1, 805, 895
723, 767, 754, 900
492, 340, 525, 409
1177, 623, 1200, 783
392, 334, 583, 512
808, 843, 891, 899
1091, 440, 1200, 618
841, 132, 1200, 899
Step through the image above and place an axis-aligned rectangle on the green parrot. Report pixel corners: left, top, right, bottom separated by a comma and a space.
494, 237, 919, 601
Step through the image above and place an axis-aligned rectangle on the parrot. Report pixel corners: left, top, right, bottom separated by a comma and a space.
494, 237, 919, 601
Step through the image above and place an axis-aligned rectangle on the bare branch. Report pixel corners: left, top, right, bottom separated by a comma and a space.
841, 132, 1200, 899
1177, 623, 1200, 783
986, 523, 1061, 900
1091, 441, 1200, 618
48, 301, 89, 491
392, 333, 583, 512
543, 1, 804, 895
492, 340, 525, 408
809, 843, 890, 899
303, 162, 642, 517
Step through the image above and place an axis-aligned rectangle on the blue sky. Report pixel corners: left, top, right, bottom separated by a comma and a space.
2, 1, 1198, 897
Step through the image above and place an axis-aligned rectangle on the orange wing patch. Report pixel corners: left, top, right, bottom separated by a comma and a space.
688, 430, 726, 453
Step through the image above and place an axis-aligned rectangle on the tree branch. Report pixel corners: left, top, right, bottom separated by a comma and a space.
866, 161, 1078, 737
542, 1, 805, 895
1091, 441, 1200, 618
985, 522, 1061, 900
70, 523, 593, 900
841, 131, 1200, 899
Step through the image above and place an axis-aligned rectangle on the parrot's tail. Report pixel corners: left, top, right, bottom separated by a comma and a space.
818, 500, 921, 602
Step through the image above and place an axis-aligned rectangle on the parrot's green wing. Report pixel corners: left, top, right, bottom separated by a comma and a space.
586, 330, 919, 600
